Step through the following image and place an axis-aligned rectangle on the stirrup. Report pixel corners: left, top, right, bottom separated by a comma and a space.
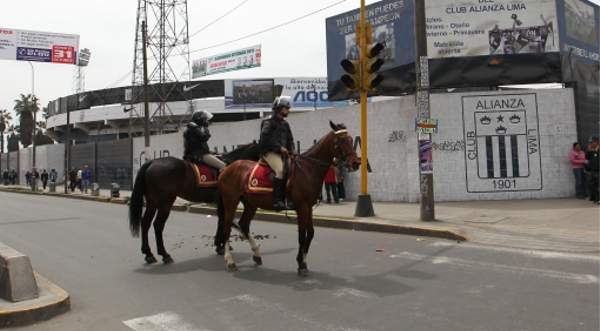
274, 201, 287, 212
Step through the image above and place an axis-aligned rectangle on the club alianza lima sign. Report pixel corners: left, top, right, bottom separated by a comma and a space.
0, 27, 80, 64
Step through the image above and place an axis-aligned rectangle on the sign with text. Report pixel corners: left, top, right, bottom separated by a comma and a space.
425, 0, 559, 58
0, 28, 79, 64
415, 118, 438, 133
192, 45, 261, 78
462, 93, 542, 193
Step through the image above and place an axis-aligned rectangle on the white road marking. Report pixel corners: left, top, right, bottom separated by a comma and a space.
429, 241, 600, 262
391, 252, 599, 284
220, 294, 367, 331
333, 288, 370, 298
124, 311, 207, 331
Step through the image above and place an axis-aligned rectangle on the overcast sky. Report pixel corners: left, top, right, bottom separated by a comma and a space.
1, 0, 599, 119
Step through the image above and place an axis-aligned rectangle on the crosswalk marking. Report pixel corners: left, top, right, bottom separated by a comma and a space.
124, 311, 207, 331
390, 251, 599, 284
429, 241, 600, 262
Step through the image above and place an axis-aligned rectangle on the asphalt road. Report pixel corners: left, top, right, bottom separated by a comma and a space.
0, 192, 598, 331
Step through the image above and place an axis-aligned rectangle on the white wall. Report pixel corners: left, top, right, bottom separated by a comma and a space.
11, 88, 578, 202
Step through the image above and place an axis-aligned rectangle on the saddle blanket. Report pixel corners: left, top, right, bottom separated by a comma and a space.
190, 162, 217, 187
244, 162, 293, 195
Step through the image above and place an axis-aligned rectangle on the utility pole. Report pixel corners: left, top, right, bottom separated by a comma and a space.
340, 0, 385, 217
142, 18, 150, 148
29, 61, 36, 169
414, 0, 435, 221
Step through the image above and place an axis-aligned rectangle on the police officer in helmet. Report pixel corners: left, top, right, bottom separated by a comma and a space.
260, 96, 298, 211
184, 110, 226, 173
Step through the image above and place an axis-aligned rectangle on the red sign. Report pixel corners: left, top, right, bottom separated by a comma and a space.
52, 45, 75, 64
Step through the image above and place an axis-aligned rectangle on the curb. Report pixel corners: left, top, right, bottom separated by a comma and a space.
0, 188, 468, 241
0, 273, 70, 328
186, 205, 468, 241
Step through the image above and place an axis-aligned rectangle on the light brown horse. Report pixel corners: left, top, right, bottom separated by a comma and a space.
217, 121, 361, 276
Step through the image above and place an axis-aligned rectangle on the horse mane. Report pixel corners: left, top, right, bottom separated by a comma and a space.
302, 131, 334, 159
221, 142, 261, 164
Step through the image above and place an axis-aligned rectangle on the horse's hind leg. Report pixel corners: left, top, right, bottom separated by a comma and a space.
141, 205, 158, 263
154, 205, 175, 263
237, 202, 261, 265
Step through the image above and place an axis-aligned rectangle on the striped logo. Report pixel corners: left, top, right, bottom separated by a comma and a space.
462, 94, 542, 193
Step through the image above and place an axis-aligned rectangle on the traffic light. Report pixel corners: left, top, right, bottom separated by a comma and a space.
340, 58, 361, 92
362, 24, 385, 91
362, 45, 384, 91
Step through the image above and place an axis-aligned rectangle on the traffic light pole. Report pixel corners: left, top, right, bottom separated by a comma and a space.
415, 0, 435, 221
354, 0, 375, 217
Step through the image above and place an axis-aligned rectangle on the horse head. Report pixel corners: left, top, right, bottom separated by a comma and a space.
329, 121, 361, 172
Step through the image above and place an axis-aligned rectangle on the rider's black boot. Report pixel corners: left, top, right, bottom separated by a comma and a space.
273, 178, 291, 211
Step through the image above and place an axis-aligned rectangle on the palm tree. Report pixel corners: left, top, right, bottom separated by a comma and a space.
0, 109, 13, 153
13, 93, 38, 148
6, 124, 20, 152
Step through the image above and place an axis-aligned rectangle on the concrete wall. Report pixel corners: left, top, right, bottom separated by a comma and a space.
4, 88, 579, 202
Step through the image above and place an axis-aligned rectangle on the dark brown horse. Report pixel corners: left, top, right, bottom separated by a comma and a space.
129, 142, 261, 264
217, 121, 361, 275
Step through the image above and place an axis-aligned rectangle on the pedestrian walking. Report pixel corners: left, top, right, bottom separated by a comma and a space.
76, 166, 83, 192
25, 171, 31, 187
40, 169, 49, 190
336, 164, 347, 202
49, 168, 57, 183
68, 167, 77, 192
10, 168, 16, 185
30, 168, 39, 191
570, 142, 587, 199
81, 166, 91, 194
2, 169, 8, 185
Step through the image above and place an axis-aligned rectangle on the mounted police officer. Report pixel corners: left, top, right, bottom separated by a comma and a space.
260, 96, 298, 211
184, 110, 226, 174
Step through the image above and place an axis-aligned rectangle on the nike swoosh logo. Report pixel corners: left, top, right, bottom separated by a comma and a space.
183, 83, 201, 93
79, 94, 88, 102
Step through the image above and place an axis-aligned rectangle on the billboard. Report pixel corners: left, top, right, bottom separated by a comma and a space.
558, 0, 599, 63
425, 0, 560, 57
326, 0, 416, 101
0, 27, 79, 64
192, 45, 261, 78
225, 77, 353, 111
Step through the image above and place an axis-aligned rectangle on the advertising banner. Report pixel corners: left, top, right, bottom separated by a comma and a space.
425, 0, 560, 58
557, 0, 599, 64
0, 27, 79, 64
192, 45, 261, 78
326, 0, 416, 101
224, 77, 352, 111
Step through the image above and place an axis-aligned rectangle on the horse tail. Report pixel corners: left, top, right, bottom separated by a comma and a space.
129, 161, 152, 237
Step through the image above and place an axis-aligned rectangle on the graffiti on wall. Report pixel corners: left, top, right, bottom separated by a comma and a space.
388, 130, 407, 142
432, 140, 465, 152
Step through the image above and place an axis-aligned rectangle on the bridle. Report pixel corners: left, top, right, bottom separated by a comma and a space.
296, 129, 357, 169
294, 129, 358, 192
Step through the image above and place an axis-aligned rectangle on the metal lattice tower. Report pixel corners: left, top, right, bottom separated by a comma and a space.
132, 0, 190, 135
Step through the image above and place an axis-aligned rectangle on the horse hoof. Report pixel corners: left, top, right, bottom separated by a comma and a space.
253, 256, 262, 265
297, 268, 309, 277
227, 263, 238, 271
145, 256, 158, 264
163, 256, 174, 264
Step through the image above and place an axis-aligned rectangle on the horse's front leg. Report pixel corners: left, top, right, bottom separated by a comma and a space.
296, 208, 314, 276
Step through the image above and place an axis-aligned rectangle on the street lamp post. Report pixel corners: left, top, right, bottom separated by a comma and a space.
28, 61, 37, 169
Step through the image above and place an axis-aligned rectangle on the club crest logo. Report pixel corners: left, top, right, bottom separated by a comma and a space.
462, 94, 542, 193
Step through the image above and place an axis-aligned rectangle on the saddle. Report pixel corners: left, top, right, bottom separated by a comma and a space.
184, 156, 218, 187
245, 159, 293, 195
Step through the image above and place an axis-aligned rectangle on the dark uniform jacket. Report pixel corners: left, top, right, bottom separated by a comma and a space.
184, 122, 211, 157
586, 149, 599, 172
260, 115, 295, 155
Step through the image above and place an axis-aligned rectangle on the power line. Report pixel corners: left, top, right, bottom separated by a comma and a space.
189, 0, 249, 39
189, 0, 348, 54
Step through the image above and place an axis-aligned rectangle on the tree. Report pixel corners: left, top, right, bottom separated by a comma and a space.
0, 109, 13, 153
6, 124, 20, 152
13, 94, 37, 148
